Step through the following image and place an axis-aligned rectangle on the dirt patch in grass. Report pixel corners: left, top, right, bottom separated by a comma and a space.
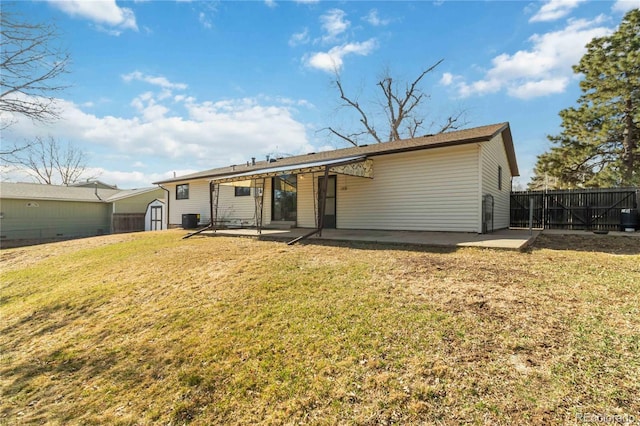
1, 230, 639, 425
531, 232, 640, 255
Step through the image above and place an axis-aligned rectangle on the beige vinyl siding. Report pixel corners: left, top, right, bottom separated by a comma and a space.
0, 199, 111, 240
297, 173, 317, 228
480, 134, 512, 229
217, 185, 258, 226
167, 180, 211, 226
336, 145, 480, 232
166, 180, 263, 227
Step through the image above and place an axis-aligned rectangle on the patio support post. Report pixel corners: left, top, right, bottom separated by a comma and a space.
317, 165, 330, 237
312, 172, 318, 228
209, 181, 214, 230
254, 178, 265, 235
211, 182, 220, 233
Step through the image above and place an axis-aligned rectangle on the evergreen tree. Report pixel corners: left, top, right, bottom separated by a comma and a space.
530, 9, 640, 189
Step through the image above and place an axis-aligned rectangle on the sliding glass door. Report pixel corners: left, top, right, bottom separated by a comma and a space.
272, 175, 297, 221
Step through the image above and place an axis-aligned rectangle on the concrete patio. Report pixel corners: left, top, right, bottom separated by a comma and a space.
196, 227, 540, 250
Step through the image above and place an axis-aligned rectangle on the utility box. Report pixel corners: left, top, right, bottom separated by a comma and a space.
182, 214, 200, 229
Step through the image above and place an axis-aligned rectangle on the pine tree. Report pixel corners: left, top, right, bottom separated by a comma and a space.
530, 9, 640, 189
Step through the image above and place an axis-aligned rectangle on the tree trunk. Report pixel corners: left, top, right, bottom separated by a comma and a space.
622, 98, 636, 184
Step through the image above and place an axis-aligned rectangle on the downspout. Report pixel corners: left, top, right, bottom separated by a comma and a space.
94, 182, 103, 200
158, 184, 170, 230
111, 201, 116, 234
93, 182, 111, 233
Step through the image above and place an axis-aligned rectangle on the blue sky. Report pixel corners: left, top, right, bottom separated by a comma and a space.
2, 0, 639, 188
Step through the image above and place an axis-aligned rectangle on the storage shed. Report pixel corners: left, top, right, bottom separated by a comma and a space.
145, 199, 166, 231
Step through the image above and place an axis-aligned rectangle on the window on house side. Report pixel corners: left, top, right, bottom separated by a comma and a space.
498, 166, 503, 191
176, 184, 189, 200
235, 187, 251, 197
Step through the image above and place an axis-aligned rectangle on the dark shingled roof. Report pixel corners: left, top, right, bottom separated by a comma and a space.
154, 122, 518, 185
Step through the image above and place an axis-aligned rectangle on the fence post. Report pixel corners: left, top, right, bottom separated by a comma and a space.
529, 198, 534, 236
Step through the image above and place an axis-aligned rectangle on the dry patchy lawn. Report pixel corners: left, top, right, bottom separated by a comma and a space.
1, 231, 639, 425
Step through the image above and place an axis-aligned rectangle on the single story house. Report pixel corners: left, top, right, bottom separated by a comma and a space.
153, 122, 519, 235
0, 181, 165, 241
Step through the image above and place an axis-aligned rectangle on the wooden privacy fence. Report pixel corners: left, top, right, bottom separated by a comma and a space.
511, 188, 639, 231
112, 213, 145, 234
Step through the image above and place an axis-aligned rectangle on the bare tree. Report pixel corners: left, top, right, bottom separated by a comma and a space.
5, 136, 90, 185
324, 60, 466, 146
1, 8, 70, 128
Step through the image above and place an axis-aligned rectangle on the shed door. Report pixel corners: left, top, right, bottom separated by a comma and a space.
151, 206, 163, 230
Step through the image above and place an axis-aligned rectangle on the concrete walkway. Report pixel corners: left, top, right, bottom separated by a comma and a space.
200, 228, 539, 250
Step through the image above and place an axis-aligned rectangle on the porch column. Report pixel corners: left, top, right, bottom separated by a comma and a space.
317, 165, 330, 237
254, 178, 265, 235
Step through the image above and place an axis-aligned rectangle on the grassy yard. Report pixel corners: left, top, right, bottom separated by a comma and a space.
1, 231, 638, 425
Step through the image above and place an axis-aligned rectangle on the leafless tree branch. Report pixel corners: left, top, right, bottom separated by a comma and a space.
436, 110, 468, 134
326, 59, 466, 145
318, 127, 370, 147
0, 9, 70, 126
334, 78, 382, 144
0, 141, 32, 159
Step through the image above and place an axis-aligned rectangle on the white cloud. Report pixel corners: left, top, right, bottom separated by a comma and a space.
122, 71, 188, 90
448, 16, 612, 99
289, 28, 310, 47
2, 93, 313, 187
199, 12, 212, 29
48, 0, 138, 33
440, 72, 454, 86
529, 0, 586, 23
131, 92, 170, 122
320, 9, 350, 43
507, 77, 569, 99
363, 9, 390, 26
264, 0, 277, 8
274, 97, 314, 108
612, 0, 640, 12
305, 39, 377, 73
294, 0, 320, 3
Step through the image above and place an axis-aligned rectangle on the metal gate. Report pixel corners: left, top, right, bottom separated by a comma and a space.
510, 188, 638, 231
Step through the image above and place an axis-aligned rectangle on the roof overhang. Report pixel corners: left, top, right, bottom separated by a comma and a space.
212, 156, 373, 185
497, 125, 519, 176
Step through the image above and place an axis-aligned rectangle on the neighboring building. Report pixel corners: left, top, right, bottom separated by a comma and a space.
0, 181, 164, 241
153, 123, 519, 234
